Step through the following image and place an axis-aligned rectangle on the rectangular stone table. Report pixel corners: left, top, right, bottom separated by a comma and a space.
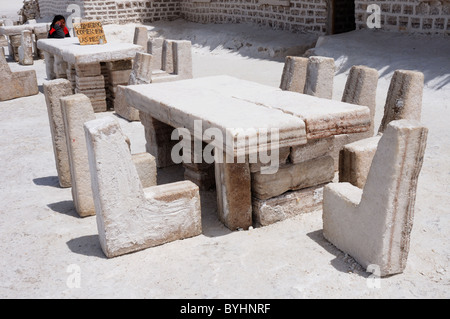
124, 75, 371, 230
37, 37, 144, 112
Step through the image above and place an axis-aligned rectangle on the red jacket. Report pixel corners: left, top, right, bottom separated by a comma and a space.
48, 25, 70, 38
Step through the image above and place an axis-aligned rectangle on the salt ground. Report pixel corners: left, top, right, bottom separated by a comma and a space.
0, 19, 449, 299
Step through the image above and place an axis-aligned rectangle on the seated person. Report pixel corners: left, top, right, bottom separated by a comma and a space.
48, 15, 70, 39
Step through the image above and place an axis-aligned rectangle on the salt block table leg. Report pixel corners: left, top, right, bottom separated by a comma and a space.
43, 52, 56, 80
214, 151, 252, 230
139, 111, 177, 168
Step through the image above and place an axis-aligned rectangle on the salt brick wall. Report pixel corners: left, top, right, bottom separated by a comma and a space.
180, 0, 330, 34
38, 0, 181, 24
355, 0, 450, 34
82, 0, 181, 24
38, 0, 85, 19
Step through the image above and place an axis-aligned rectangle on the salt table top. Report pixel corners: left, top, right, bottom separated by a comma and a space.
0, 23, 50, 36
37, 37, 144, 65
129, 75, 371, 140
124, 81, 308, 156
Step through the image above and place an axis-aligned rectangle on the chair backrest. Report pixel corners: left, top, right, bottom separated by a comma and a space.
342, 65, 378, 136
84, 117, 145, 216
378, 70, 424, 133
0, 49, 12, 76
361, 119, 428, 270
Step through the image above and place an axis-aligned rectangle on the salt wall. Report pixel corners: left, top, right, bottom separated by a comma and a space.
38, 0, 181, 24
37, 0, 449, 35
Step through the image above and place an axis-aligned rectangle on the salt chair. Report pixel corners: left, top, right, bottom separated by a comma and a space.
339, 69, 424, 188
84, 116, 202, 258
323, 119, 428, 277
0, 49, 38, 101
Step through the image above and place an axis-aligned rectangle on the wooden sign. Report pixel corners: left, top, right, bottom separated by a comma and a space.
73, 21, 107, 45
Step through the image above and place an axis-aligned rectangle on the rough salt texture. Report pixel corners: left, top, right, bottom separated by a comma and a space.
0, 49, 38, 101
215, 152, 252, 231
131, 152, 157, 189
339, 135, 381, 188
338, 69, 424, 181
304, 56, 335, 100
342, 65, 379, 136
174, 76, 370, 140
378, 69, 424, 133
124, 76, 308, 156
18, 30, 33, 66
61, 94, 96, 217
43, 79, 74, 188
37, 38, 144, 65
84, 117, 202, 258
133, 26, 149, 51
251, 155, 334, 200
279, 56, 308, 93
291, 137, 334, 164
323, 120, 428, 277
115, 53, 153, 122
252, 184, 326, 227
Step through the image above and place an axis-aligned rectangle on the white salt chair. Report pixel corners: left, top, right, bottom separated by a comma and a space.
323, 119, 428, 277
84, 116, 202, 258
339, 69, 424, 188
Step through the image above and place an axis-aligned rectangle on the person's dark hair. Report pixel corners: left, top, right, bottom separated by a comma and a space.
51, 15, 66, 28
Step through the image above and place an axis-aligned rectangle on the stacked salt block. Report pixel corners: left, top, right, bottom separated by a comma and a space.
279, 56, 308, 93
43, 79, 74, 188
84, 117, 202, 258
339, 70, 424, 189
18, 30, 33, 65
115, 52, 153, 121
332, 65, 379, 171
304, 56, 335, 99
75, 63, 107, 113
323, 120, 428, 277
0, 49, 38, 101
65, 64, 76, 90
105, 59, 133, 110
252, 137, 335, 227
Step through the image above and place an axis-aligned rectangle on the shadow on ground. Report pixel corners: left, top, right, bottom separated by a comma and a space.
307, 229, 370, 278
